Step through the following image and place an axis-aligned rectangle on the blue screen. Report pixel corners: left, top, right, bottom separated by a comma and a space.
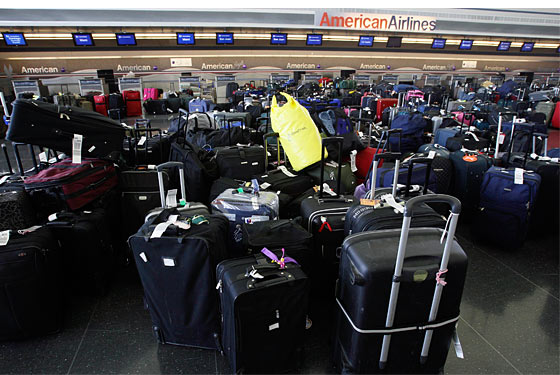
358, 36, 374, 47
116, 33, 136, 46
271, 33, 287, 45
3, 33, 26, 46
177, 33, 195, 45
521, 42, 534, 52
217, 33, 233, 44
73, 33, 93, 46
306, 34, 322, 46
432, 38, 446, 49
497, 41, 511, 51
459, 40, 473, 50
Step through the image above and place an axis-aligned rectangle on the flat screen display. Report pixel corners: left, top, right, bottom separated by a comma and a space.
216, 33, 234, 44
306, 34, 322, 46
116, 33, 136, 46
521, 42, 534, 52
358, 36, 374, 47
459, 39, 473, 50
386, 37, 402, 48
270, 33, 287, 45
177, 33, 195, 45
2, 33, 26, 46
72, 33, 94, 46
431, 38, 446, 49
497, 41, 511, 51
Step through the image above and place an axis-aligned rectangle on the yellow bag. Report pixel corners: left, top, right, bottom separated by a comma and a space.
270, 93, 325, 171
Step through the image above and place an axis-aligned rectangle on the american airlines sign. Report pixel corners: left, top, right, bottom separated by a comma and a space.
316, 11, 437, 32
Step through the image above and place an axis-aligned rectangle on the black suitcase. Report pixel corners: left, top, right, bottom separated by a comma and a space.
243, 219, 313, 272
334, 195, 468, 374
216, 253, 310, 374
7, 99, 126, 159
143, 99, 168, 115
0, 190, 36, 231
124, 128, 171, 166
300, 137, 355, 292
214, 144, 266, 181
46, 208, 115, 296
166, 97, 181, 113
128, 208, 229, 349
0, 226, 63, 341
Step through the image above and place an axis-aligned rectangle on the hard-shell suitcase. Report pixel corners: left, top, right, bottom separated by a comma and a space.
143, 88, 159, 101
7, 100, 126, 159
0, 190, 36, 231
0, 226, 63, 341
333, 195, 468, 374
216, 253, 310, 374
94, 94, 108, 116
46, 208, 115, 296
376, 99, 398, 122
475, 166, 541, 247
128, 208, 229, 349
551, 102, 560, 129
123, 90, 142, 116
23, 158, 118, 220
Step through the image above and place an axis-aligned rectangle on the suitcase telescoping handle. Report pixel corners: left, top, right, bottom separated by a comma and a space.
379, 194, 461, 369
493, 112, 517, 159
319, 137, 344, 199
156, 162, 186, 209
263, 132, 282, 172
368, 152, 401, 199
1, 144, 13, 175
405, 157, 433, 197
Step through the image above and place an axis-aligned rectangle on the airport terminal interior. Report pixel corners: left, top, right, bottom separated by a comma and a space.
0, 5, 558, 375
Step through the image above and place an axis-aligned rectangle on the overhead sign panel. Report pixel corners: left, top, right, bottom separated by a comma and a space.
315, 11, 436, 32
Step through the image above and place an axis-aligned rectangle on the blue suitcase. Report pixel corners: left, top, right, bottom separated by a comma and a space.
433, 127, 461, 147
449, 150, 493, 214
475, 166, 541, 247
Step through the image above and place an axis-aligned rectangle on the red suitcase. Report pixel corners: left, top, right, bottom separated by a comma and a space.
376, 98, 398, 121
551, 102, 560, 129
94, 95, 108, 117
123, 90, 142, 116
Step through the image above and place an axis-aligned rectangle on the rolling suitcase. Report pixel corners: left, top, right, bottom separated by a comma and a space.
449, 150, 492, 214
123, 90, 142, 116
376, 98, 398, 122
94, 94, 108, 116
124, 128, 171, 166
46, 208, 115, 296
128, 208, 229, 349
0, 226, 63, 340
0, 190, 36, 231
143, 99, 167, 115
475, 166, 541, 248
7, 99, 126, 159
216, 252, 309, 373
333, 195, 468, 374
214, 145, 266, 181
551, 102, 560, 129
535, 101, 555, 126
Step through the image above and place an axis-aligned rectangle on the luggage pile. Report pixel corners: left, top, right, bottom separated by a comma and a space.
1, 73, 558, 374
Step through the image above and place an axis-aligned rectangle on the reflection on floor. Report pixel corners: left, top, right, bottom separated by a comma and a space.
0, 116, 558, 374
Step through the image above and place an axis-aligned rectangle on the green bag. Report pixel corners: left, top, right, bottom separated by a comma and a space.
305, 161, 357, 195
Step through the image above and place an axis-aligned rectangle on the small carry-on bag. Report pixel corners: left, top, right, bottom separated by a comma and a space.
143, 99, 168, 115
214, 144, 266, 181
123, 90, 142, 116
0, 226, 63, 341
23, 158, 118, 220
7, 99, 126, 159
333, 195, 468, 374
216, 251, 310, 374
128, 208, 229, 349
124, 127, 171, 166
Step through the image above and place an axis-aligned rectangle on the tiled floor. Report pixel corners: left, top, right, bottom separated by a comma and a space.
0, 118, 558, 374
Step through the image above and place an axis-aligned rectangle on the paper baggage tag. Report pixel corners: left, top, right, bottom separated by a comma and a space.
260, 182, 271, 190
269, 322, 280, 331
278, 166, 297, 178
244, 215, 269, 224
166, 189, 178, 208
322, 183, 337, 197
552, 158, 559, 163
138, 136, 147, 146
162, 257, 176, 267
72, 134, 83, 164
514, 168, 524, 185
39, 152, 48, 163
0, 230, 10, 246
350, 150, 358, 172
380, 194, 404, 214
498, 133, 505, 145
88, 145, 96, 153
428, 151, 436, 159
150, 221, 173, 239
139, 252, 148, 263
0, 176, 9, 186
360, 198, 380, 207
251, 196, 259, 210
48, 213, 58, 222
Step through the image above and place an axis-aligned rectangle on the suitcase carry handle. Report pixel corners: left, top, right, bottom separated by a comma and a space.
379, 194, 461, 369
319, 137, 344, 199
246, 271, 294, 289
134, 119, 151, 129
263, 132, 282, 172
156, 162, 186, 208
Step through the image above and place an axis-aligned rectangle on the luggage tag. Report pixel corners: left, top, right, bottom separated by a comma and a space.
72, 134, 83, 164
514, 168, 524, 185
39, 152, 48, 163
350, 150, 358, 172
138, 136, 147, 147
321, 183, 337, 197
0, 230, 10, 246
166, 189, 178, 208
360, 198, 381, 207
260, 182, 271, 190
498, 133, 505, 145
278, 166, 297, 178
0, 176, 9, 186
88, 145, 96, 153
428, 151, 436, 159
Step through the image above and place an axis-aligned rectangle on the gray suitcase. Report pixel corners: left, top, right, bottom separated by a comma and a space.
535, 101, 556, 125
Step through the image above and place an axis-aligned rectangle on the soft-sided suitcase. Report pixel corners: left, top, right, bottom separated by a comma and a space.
535, 101, 555, 126
128, 208, 228, 349
253, 167, 314, 199
334, 195, 467, 374
550, 101, 560, 129
214, 145, 265, 181
449, 150, 493, 214
0, 190, 36, 231
124, 128, 171, 166
143, 88, 159, 101
0, 226, 63, 341
94, 94, 108, 116
475, 166, 541, 247
143, 99, 168, 115
216, 252, 309, 374
23, 158, 118, 220
46, 208, 114, 296
123, 90, 142, 116
7, 100, 126, 159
